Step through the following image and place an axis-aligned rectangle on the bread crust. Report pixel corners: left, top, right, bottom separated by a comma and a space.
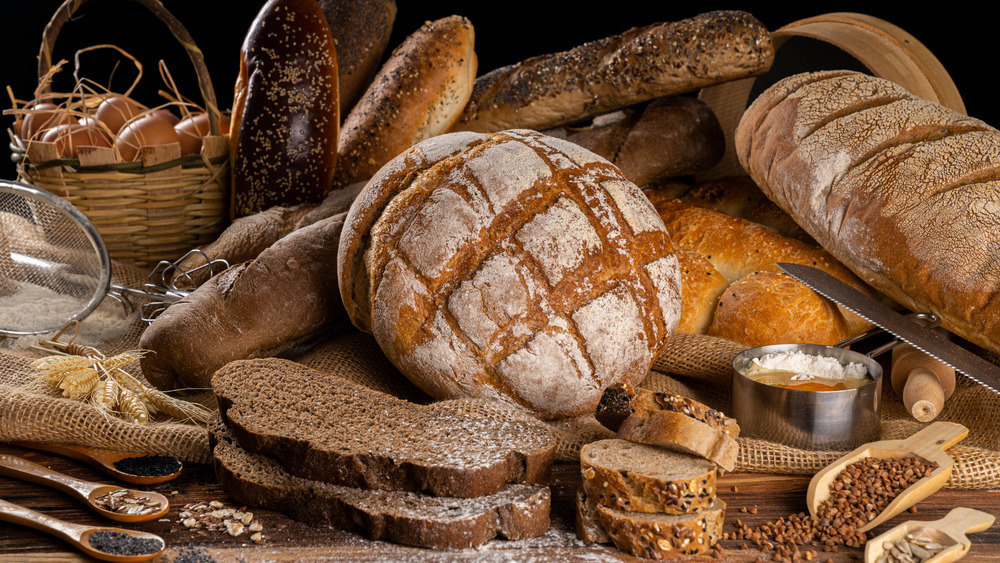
210, 414, 551, 549
230, 0, 340, 219
453, 10, 773, 133
212, 358, 556, 498
139, 214, 347, 391
334, 15, 477, 187
736, 70, 1000, 355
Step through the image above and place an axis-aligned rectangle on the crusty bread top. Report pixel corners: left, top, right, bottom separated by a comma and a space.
735, 70, 1000, 354
212, 358, 556, 498
338, 129, 682, 420
454, 10, 772, 133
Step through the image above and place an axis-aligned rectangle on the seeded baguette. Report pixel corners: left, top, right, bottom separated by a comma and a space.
580, 439, 717, 514
212, 358, 556, 498
210, 414, 550, 549
575, 489, 726, 560
453, 10, 773, 133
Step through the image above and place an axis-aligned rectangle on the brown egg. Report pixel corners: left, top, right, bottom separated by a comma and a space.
115, 114, 181, 161
94, 96, 146, 134
21, 102, 68, 140
150, 108, 180, 125
175, 112, 231, 156
41, 123, 113, 158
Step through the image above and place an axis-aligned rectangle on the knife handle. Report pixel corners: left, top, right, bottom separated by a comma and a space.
892, 343, 956, 422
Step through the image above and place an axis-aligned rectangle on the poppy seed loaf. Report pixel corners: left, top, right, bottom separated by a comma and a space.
337, 129, 683, 420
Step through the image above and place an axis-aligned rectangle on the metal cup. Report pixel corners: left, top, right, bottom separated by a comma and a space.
731, 343, 883, 451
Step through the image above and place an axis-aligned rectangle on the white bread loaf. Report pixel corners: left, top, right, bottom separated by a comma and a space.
334, 15, 477, 187
735, 70, 1000, 355
338, 129, 682, 420
453, 10, 773, 133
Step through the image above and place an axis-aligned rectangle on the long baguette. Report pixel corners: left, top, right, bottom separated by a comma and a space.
452, 10, 773, 133
735, 70, 1000, 355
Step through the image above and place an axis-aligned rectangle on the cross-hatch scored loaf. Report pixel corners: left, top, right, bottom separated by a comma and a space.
212, 358, 556, 499
735, 70, 1000, 356
338, 129, 683, 420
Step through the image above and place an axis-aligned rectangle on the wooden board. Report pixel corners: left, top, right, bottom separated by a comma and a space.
0, 442, 997, 562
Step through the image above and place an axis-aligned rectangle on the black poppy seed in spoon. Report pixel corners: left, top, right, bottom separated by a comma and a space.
88, 530, 163, 556
113, 455, 181, 476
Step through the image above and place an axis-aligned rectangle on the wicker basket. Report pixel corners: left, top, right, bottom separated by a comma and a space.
11, 0, 229, 269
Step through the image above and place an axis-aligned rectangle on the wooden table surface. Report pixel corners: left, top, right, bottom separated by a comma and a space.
1, 442, 998, 563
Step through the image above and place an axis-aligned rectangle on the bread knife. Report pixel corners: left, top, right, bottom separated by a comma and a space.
776, 262, 1000, 395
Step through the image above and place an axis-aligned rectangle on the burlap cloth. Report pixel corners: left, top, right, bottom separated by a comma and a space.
3, 262, 999, 489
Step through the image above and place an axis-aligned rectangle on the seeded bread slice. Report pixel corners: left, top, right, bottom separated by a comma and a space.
212, 358, 556, 498
597, 385, 739, 471
210, 414, 551, 549
580, 439, 717, 514
575, 489, 726, 560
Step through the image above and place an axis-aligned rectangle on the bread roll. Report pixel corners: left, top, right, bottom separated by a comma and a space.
674, 247, 727, 335
229, 0, 340, 219
453, 10, 773, 133
338, 129, 682, 420
735, 70, 1000, 355
316, 0, 397, 117
139, 214, 347, 391
334, 15, 476, 187
559, 96, 725, 187
707, 271, 852, 347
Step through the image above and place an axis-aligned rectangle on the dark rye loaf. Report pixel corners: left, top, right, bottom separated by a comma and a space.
209, 414, 550, 549
212, 358, 556, 498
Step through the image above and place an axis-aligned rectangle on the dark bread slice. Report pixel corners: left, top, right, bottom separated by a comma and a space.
595, 385, 739, 471
212, 358, 556, 498
580, 439, 717, 514
575, 489, 725, 560
210, 414, 550, 549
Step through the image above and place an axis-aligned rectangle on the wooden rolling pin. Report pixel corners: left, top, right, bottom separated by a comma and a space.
891, 343, 956, 422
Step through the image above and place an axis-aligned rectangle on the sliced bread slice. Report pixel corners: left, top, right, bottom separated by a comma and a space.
597, 385, 739, 471
575, 489, 726, 560
210, 413, 552, 549
580, 439, 717, 514
212, 358, 556, 498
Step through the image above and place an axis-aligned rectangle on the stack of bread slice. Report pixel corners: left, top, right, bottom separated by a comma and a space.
575, 385, 739, 559
208, 357, 558, 549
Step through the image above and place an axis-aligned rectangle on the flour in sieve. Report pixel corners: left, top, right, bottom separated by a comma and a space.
0, 281, 132, 348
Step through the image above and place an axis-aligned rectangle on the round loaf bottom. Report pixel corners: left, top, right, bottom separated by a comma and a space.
575, 489, 725, 560
580, 439, 717, 514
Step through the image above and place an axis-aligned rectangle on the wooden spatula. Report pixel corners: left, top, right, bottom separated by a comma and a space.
806, 421, 968, 533
864, 507, 995, 563
8, 441, 182, 485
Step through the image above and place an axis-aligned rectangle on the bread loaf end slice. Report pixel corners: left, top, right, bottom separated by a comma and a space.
213, 358, 556, 498
575, 489, 725, 559
210, 414, 551, 549
580, 439, 717, 514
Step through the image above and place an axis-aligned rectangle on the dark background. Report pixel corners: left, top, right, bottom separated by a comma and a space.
3, 1, 996, 182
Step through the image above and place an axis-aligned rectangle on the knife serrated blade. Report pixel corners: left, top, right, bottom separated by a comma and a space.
777, 262, 1000, 396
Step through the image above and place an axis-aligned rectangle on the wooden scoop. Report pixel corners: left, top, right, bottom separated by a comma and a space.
0, 453, 169, 523
9, 440, 183, 485
864, 507, 995, 563
0, 497, 165, 562
806, 421, 968, 532
892, 343, 956, 422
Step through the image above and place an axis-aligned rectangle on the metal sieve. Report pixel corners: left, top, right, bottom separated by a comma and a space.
0, 180, 226, 336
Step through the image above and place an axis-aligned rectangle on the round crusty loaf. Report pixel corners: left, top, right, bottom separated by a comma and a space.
338, 129, 683, 420
736, 70, 1000, 356
707, 270, 852, 347
229, 0, 340, 219
580, 439, 717, 514
334, 15, 476, 187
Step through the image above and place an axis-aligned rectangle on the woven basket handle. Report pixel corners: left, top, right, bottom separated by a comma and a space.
37, 0, 223, 136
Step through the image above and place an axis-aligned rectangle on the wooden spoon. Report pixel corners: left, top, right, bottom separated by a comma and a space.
9, 440, 183, 485
864, 507, 995, 563
0, 453, 169, 523
0, 497, 165, 562
806, 421, 968, 532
